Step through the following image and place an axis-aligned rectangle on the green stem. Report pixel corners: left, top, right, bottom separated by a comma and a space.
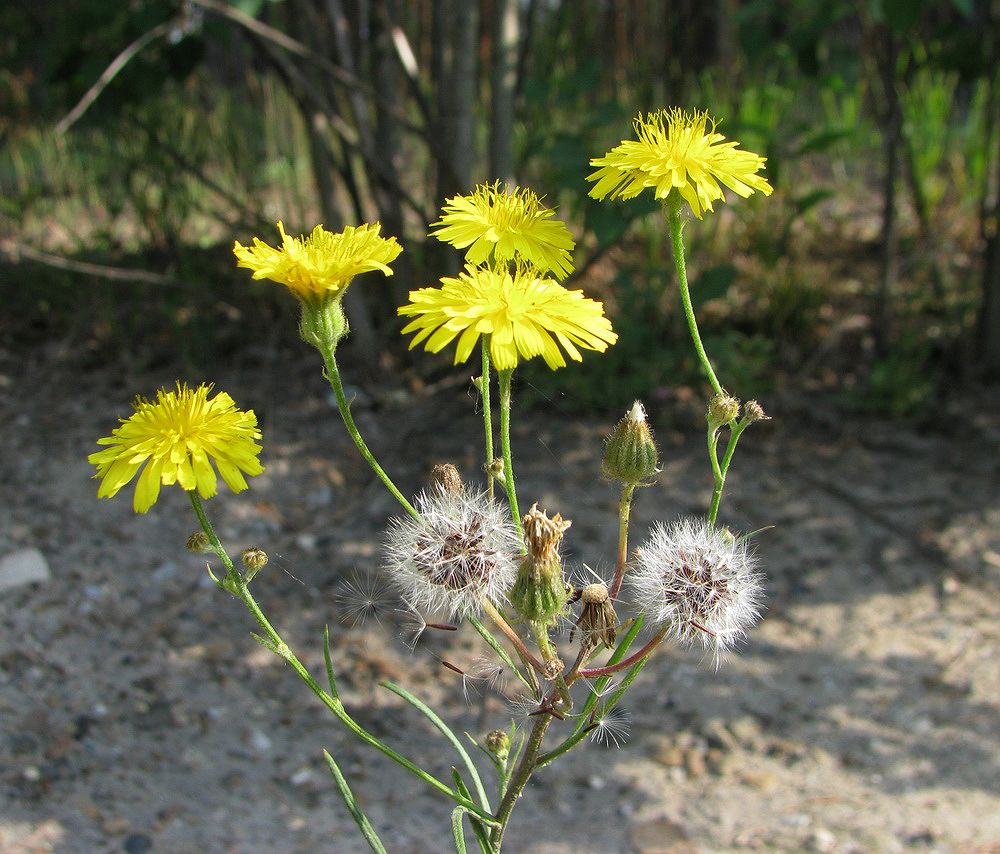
481, 340, 496, 501
535, 616, 644, 767
608, 483, 636, 599
489, 712, 552, 849
667, 195, 723, 397
187, 494, 495, 824
317, 342, 419, 520
497, 369, 523, 542
708, 422, 748, 526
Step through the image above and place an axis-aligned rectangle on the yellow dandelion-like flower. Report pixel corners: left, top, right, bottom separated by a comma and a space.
234, 221, 402, 305
429, 182, 576, 278
587, 108, 773, 218
398, 265, 617, 371
89, 383, 264, 513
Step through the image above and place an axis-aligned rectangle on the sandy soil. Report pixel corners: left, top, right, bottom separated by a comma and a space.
1, 342, 998, 854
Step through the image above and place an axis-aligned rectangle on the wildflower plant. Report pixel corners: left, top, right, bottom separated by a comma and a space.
89, 109, 774, 851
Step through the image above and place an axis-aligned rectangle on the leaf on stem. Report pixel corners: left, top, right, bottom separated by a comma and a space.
323, 750, 388, 854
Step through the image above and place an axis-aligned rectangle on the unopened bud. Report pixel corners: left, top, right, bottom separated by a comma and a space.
186, 531, 213, 553
430, 463, 463, 495
603, 401, 659, 486
707, 394, 740, 428
299, 299, 348, 350
485, 729, 510, 762
241, 547, 268, 581
511, 504, 570, 624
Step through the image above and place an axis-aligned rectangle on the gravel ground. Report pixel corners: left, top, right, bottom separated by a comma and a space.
1, 343, 998, 854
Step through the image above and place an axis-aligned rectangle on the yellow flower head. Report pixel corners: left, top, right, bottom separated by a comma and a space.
429, 182, 575, 278
89, 383, 264, 513
234, 221, 402, 305
587, 108, 773, 218
398, 265, 617, 371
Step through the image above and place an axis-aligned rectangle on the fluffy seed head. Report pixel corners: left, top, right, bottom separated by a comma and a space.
627, 518, 764, 664
383, 488, 519, 618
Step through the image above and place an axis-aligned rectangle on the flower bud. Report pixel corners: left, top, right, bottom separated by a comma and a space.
742, 400, 768, 424
241, 547, 268, 581
186, 531, 213, 553
707, 394, 740, 429
430, 463, 463, 495
299, 299, 348, 350
485, 729, 510, 762
603, 401, 659, 486
510, 504, 571, 624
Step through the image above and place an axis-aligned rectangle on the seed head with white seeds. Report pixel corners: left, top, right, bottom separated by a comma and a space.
383, 487, 519, 619
627, 518, 764, 663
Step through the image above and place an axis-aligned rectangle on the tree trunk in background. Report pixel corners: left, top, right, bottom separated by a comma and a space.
976, 71, 1000, 376
372, 0, 415, 317
433, 0, 478, 200
489, 0, 518, 186
873, 25, 901, 357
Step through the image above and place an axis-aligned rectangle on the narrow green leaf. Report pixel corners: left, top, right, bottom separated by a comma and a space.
452, 770, 496, 854
382, 681, 492, 812
323, 750, 387, 854
468, 617, 534, 692
452, 807, 469, 854
323, 625, 340, 700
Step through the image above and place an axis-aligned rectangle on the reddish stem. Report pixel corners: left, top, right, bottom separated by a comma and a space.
576, 627, 667, 679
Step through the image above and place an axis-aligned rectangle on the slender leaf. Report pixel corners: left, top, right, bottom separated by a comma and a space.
452, 807, 468, 854
452, 769, 496, 854
323, 625, 340, 700
382, 681, 492, 812
323, 750, 387, 854
469, 617, 534, 692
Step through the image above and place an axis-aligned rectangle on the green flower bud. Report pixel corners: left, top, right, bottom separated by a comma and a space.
510, 504, 570, 624
707, 394, 740, 429
299, 299, 348, 350
485, 729, 510, 762
603, 401, 660, 486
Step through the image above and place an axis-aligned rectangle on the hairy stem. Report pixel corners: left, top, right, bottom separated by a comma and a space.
576, 627, 667, 678
707, 422, 748, 526
497, 369, 524, 542
318, 342, 418, 519
667, 195, 723, 397
481, 340, 496, 501
489, 712, 552, 849
187, 494, 494, 824
607, 483, 636, 599
481, 600, 545, 676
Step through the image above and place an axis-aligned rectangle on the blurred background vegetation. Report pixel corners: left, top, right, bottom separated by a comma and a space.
1, 0, 996, 417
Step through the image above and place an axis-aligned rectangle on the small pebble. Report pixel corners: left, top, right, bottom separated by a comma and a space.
0, 548, 50, 592
123, 832, 152, 854
808, 827, 837, 852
